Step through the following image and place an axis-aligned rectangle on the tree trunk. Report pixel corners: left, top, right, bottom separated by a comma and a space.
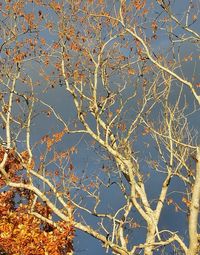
144, 223, 156, 255
187, 147, 200, 255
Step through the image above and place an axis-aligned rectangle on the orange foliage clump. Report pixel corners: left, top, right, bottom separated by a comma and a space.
0, 147, 74, 254
0, 147, 23, 187
0, 190, 74, 255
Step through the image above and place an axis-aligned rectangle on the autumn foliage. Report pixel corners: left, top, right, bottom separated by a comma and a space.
0, 147, 74, 255
0, 0, 199, 254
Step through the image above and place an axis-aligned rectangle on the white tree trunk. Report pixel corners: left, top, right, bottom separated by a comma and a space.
144, 223, 156, 255
187, 147, 200, 255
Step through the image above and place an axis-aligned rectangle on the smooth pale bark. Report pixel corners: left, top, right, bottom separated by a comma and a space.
187, 147, 200, 255
144, 223, 156, 255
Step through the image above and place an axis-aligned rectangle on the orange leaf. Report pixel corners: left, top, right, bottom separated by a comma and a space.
128, 68, 136, 75
133, 0, 146, 10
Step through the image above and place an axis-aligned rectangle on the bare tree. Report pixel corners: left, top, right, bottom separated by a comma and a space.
0, 1, 199, 254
